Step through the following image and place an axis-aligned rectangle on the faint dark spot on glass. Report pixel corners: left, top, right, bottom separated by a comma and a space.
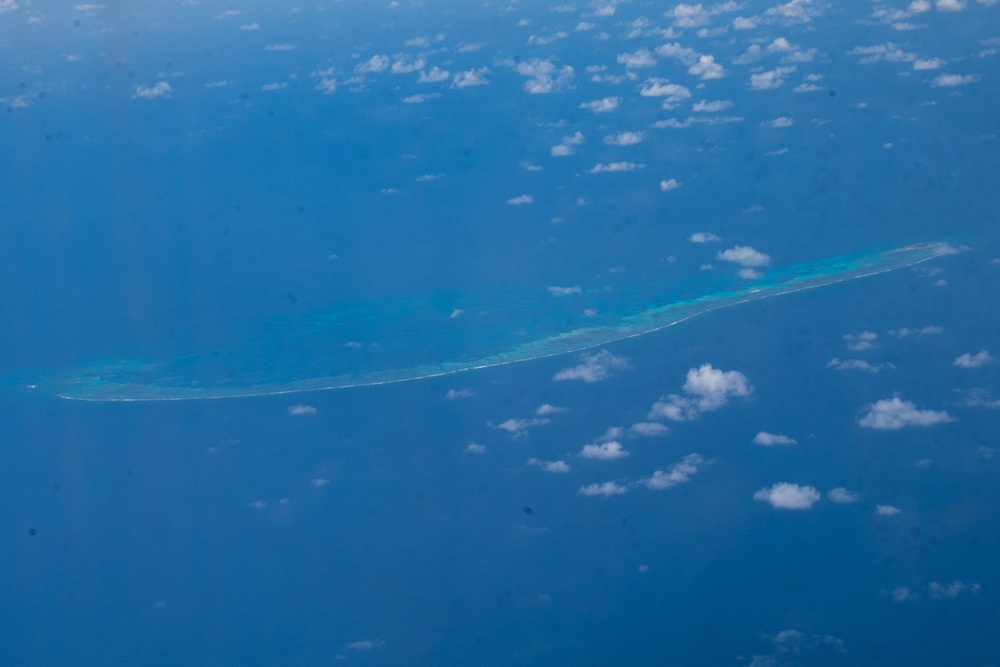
297, 205, 306, 214
45, 134, 52, 143
127, 70, 134, 78
73, 19, 80, 26
286, 293, 298, 304
28, 528, 37, 536
211, 350, 220, 358
19, 82, 26, 90
620, 517, 629, 527
828, 89, 836, 97
240, 92, 248, 100
522, 505, 533, 515
54, 484, 61, 492
267, 109, 275, 118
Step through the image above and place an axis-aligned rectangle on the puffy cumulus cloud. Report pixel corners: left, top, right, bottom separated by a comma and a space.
580, 441, 629, 460
692, 99, 732, 112
965, 390, 1000, 409
717, 245, 771, 267
765, 0, 824, 24
660, 178, 682, 192
536, 403, 566, 416
935, 0, 966, 10
554, 349, 631, 383
354, 54, 389, 73
688, 54, 725, 79
495, 417, 550, 438
931, 73, 979, 87
954, 349, 993, 368
617, 49, 657, 68
689, 231, 721, 243
754, 483, 821, 510
579, 96, 620, 112
527, 457, 571, 473
648, 364, 752, 421
603, 131, 644, 146
132, 81, 171, 99
578, 481, 628, 496
876, 504, 902, 515
888, 325, 942, 338
738, 268, 763, 280
527, 31, 569, 45
465, 443, 487, 454
590, 162, 644, 173
827, 358, 894, 373
418, 66, 451, 83
749, 66, 796, 89
859, 397, 953, 429
914, 57, 946, 70
929, 580, 981, 599
507, 194, 534, 205
511, 58, 575, 93
828, 487, 859, 503
753, 431, 797, 446
890, 586, 916, 602
760, 116, 794, 128
638, 79, 692, 107
287, 404, 317, 416
451, 68, 490, 88
843, 331, 878, 351
848, 43, 917, 64
645, 453, 708, 490
628, 421, 668, 437
391, 56, 425, 74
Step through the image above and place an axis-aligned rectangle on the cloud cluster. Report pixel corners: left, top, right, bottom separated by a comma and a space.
754, 483, 821, 509
644, 453, 708, 490
553, 350, 631, 383
954, 349, 993, 368
648, 364, 753, 421
717, 245, 771, 267
859, 397, 952, 429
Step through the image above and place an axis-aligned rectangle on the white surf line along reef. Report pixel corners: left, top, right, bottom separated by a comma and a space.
39, 242, 952, 401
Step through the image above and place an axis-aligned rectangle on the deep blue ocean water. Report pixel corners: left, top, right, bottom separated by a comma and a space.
2, 1, 999, 664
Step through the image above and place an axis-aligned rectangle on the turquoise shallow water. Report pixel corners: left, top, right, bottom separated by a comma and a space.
23, 242, 951, 401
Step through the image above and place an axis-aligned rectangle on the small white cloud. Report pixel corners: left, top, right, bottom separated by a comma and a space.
527, 458, 571, 473
929, 580, 981, 599
603, 131, 644, 146
418, 66, 451, 83
754, 483, 821, 510
354, 54, 389, 73
391, 56, 425, 74
843, 331, 878, 351
240, 22, 260, 30
913, 57, 946, 70
311, 478, 330, 487
445, 388, 474, 400
639, 80, 692, 104
465, 443, 487, 454
876, 504, 902, 515
628, 422, 668, 437
550, 144, 574, 157
827, 358, 894, 373
738, 268, 763, 280
888, 326, 942, 338
750, 66, 796, 90
692, 99, 732, 112
265, 43, 297, 51
578, 481, 628, 496
935, 0, 966, 10
753, 431, 797, 446
660, 178, 682, 191
261, 82, 287, 91
645, 453, 708, 490
590, 162, 644, 173
547, 285, 581, 296
859, 397, 953, 429
761, 116, 795, 128
288, 405, 317, 416
536, 404, 566, 416
954, 350, 993, 368
648, 364, 753, 421
688, 232, 721, 243
507, 194, 534, 205
931, 73, 979, 87
891, 586, 916, 602
581, 441, 629, 460
495, 417, 550, 437
579, 96, 620, 112
717, 245, 771, 267
451, 67, 490, 88
618, 49, 657, 68
827, 487, 859, 503
554, 349, 631, 383
688, 54, 725, 79
132, 81, 171, 100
